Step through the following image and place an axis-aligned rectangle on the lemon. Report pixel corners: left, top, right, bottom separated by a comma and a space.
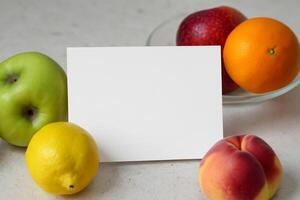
25, 122, 99, 195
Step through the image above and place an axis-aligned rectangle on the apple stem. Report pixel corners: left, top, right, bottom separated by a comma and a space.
6, 75, 18, 84
23, 106, 37, 121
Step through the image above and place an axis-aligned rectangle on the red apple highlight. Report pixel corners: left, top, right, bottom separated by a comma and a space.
176, 6, 247, 94
199, 134, 282, 200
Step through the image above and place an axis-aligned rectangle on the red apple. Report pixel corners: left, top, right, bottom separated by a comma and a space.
176, 6, 247, 94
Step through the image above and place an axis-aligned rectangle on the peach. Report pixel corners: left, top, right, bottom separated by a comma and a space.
199, 134, 282, 200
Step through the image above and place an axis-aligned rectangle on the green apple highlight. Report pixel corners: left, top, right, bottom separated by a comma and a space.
0, 52, 68, 146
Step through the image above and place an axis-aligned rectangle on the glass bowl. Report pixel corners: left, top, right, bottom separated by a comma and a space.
146, 14, 300, 104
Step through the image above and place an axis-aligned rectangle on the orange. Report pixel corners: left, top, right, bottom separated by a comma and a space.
223, 17, 300, 93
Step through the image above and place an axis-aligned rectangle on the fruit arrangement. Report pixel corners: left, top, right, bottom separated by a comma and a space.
0, 5, 294, 199
177, 6, 300, 94
0, 52, 99, 195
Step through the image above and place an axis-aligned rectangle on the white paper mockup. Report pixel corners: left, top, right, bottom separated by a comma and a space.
67, 46, 223, 162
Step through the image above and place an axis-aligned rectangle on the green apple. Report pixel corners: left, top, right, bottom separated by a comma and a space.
0, 52, 68, 146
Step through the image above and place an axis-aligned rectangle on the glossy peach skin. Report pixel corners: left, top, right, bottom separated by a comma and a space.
199, 135, 282, 200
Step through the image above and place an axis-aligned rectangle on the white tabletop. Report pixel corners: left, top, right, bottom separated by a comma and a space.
1, 0, 300, 199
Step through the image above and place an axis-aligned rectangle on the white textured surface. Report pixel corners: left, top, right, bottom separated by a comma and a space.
0, 0, 300, 199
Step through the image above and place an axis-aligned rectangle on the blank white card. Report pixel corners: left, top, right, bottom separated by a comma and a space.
67, 46, 223, 162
